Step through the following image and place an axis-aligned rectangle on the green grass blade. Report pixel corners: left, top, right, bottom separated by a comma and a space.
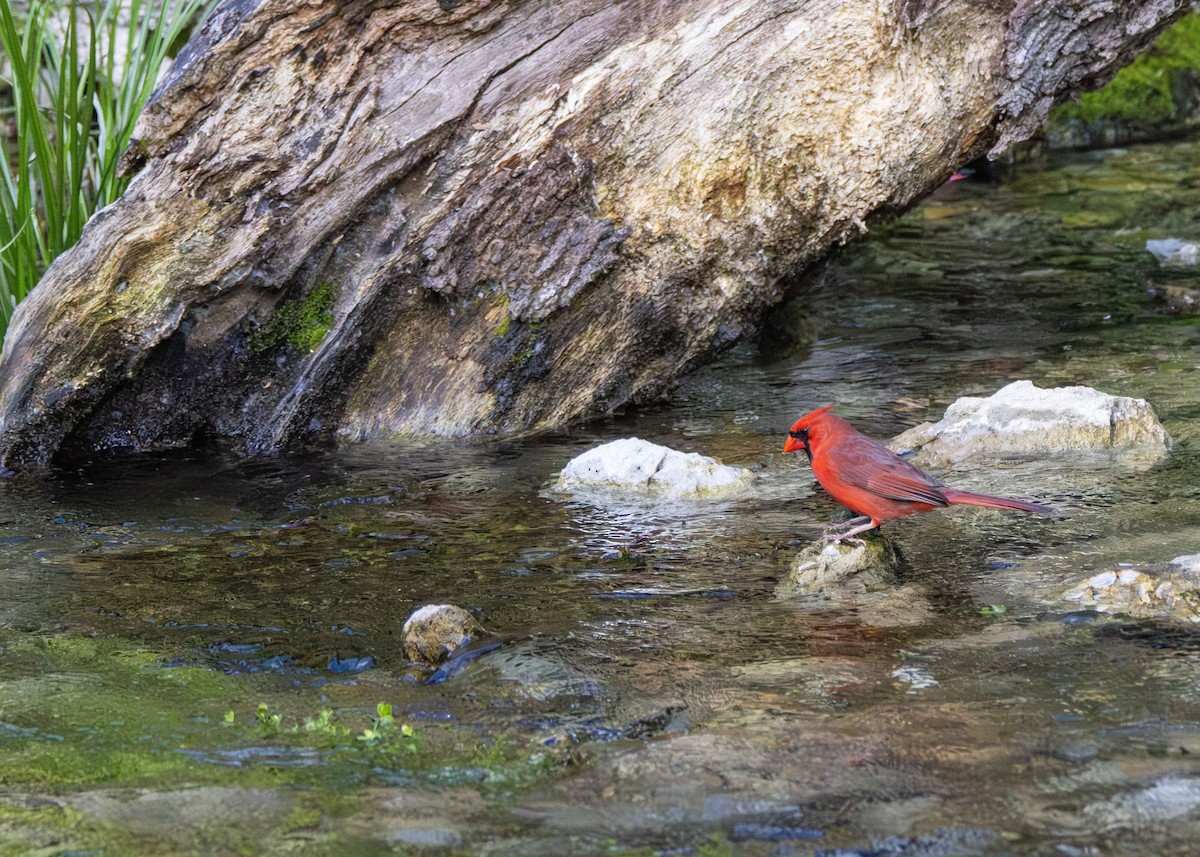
0, 0, 214, 336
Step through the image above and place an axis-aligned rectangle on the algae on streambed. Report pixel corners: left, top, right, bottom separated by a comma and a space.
0, 634, 555, 854
2, 140, 1200, 854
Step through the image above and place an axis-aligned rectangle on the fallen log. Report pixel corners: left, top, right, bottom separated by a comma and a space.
0, 0, 1183, 466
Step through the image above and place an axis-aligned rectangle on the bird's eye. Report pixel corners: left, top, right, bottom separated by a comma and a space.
788, 429, 808, 440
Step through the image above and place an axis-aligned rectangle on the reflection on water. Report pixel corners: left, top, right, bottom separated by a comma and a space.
1, 142, 1200, 854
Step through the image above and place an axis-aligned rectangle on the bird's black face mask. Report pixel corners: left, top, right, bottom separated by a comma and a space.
788, 428, 812, 462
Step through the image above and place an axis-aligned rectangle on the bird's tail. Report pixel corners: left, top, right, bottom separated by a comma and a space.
942, 489, 1050, 515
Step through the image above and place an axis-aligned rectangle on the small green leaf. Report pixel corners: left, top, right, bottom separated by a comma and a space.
255, 701, 282, 731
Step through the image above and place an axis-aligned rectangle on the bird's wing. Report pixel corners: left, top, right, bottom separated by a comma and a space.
828, 435, 950, 507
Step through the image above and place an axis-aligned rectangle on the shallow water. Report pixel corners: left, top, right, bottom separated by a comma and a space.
2, 141, 1200, 855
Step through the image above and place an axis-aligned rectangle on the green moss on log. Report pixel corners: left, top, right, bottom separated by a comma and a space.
1054, 14, 1200, 126
250, 282, 337, 354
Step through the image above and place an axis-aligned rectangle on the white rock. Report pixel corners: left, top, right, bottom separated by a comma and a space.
1146, 238, 1199, 267
1170, 554, 1200, 574
889, 380, 1171, 466
553, 438, 753, 500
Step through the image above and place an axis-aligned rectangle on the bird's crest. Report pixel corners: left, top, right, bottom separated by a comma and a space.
796, 404, 835, 425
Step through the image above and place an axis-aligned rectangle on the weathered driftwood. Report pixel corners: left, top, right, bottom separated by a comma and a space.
0, 0, 1183, 466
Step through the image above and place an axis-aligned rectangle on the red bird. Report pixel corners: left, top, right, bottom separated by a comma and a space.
783, 405, 1049, 540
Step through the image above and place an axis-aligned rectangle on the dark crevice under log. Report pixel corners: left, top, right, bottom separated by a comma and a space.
0, 0, 1185, 467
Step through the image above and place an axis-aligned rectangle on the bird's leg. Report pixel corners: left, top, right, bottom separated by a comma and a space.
825, 515, 872, 533
821, 516, 879, 544
822, 532, 866, 546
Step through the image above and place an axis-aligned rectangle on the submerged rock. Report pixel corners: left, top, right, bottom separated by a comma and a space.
775, 536, 904, 598
553, 438, 754, 501
1147, 281, 1199, 314
387, 829, 465, 848
890, 380, 1171, 466
1146, 238, 1199, 267
730, 655, 871, 706
1062, 554, 1200, 623
68, 787, 292, 839
1083, 776, 1200, 832
474, 641, 603, 703
402, 604, 486, 666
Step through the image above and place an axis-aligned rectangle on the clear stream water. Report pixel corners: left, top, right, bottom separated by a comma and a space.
1, 141, 1200, 856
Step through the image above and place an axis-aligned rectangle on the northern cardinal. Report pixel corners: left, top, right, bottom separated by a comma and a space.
783, 405, 1049, 540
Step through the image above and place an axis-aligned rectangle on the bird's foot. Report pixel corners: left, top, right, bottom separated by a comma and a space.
820, 517, 880, 544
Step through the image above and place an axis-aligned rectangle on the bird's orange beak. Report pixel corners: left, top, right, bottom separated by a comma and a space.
783, 428, 808, 455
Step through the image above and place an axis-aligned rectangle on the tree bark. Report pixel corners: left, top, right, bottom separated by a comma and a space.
0, 0, 1183, 466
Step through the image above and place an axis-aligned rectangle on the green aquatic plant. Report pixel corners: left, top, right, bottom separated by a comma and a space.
0, 0, 212, 335
254, 701, 283, 733
233, 700, 418, 749
356, 702, 419, 752
303, 707, 348, 737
